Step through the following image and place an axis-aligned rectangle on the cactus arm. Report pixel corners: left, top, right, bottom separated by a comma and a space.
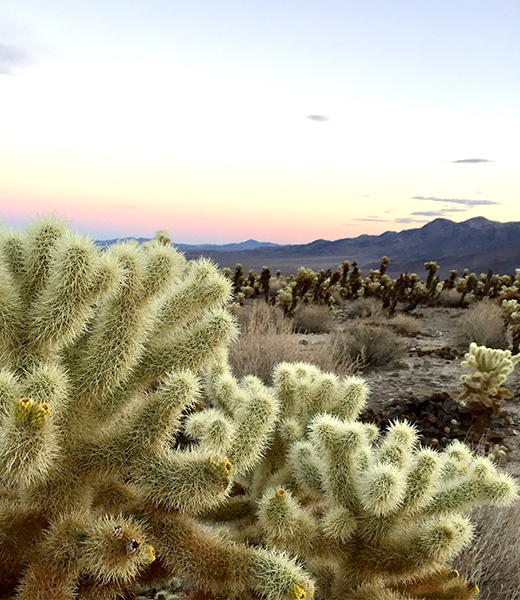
226, 376, 279, 474
0, 369, 21, 423
14, 511, 155, 600
132, 450, 233, 513
400, 449, 441, 513
142, 308, 238, 378
153, 259, 231, 334
0, 259, 23, 368
108, 370, 200, 459
286, 441, 327, 498
331, 376, 370, 421
0, 228, 25, 282
22, 216, 69, 305
0, 397, 56, 487
144, 510, 314, 600
309, 415, 370, 511
258, 488, 322, 556
184, 408, 236, 456
25, 235, 101, 359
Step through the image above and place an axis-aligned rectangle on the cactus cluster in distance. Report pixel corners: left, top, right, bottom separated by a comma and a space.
0, 217, 518, 600
224, 258, 520, 320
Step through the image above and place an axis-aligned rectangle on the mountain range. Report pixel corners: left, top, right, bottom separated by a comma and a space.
98, 217, 520, 277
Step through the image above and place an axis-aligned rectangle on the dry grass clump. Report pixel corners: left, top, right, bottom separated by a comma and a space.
331, 322, 407, 369
228, 302, 300, 383
455, 298, 508, 350
295, 335, 364, 378
229, 302, 360, 381
455, 500, 520, 600
387, 313, 421, 336
338, 297, 387, 321
437, 288, 466, 307
292, 303, 335, 334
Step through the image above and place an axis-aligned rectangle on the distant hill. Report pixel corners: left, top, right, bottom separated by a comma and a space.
95, 238, 279, 252
95, 217, 520, 277
182, 217, 520, 277
174, 239, 280, 252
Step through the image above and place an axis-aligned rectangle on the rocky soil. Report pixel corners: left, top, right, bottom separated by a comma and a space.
358, 306, 520, 480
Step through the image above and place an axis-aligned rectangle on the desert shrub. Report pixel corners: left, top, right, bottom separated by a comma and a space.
437, 288, 466, 307
455, 299, 508, 350
336, 297, 387, 322
268, 276, 287, 298
228, 302, 300, 383
292, 303, 334, 334
331, 322, 407, 369
388, 313, 421, 336
230, 304, 359, 381
455, 501, 520, 600
292, 335, 362, 378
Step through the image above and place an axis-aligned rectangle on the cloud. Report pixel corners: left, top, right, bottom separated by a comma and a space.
353, 217, 391, 222
411, 209, 468, 217
0, 43, 32, 74
113, 204, 137, 209
451, 158, 495, 163
413, 196, 499, 207
355, 194, 371, 198
306, 115, 329, 122
395, 217, 431, 224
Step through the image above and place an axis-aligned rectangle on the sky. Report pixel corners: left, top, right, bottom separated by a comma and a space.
1, 1, 519, 244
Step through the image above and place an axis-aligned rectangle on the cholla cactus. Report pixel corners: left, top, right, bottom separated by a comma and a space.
459, 342, 520, 417
250, 363, 370, 498
0, 217, 314, 600
277, 283, 296, 316
253, 369, 517, 600
200, 363, 369, 528
502, 298, 520, 352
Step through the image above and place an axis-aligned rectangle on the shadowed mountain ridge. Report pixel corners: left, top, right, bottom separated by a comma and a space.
96, 217, 520, 277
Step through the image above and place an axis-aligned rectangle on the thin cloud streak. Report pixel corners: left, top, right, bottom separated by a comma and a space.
395, 217, 431, 224
451, 158, 495, 163
413, 196, 499, 207
411, 209, 468, 217
306, 115, 329, 121
353, 217, 391, 222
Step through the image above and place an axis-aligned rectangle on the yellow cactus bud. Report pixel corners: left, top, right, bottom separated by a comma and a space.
209, 455, 233, 479
31, 402, 51, 428
141, 544, 156, 564
276, 489, 286, 500
449, 569, 460, 578
15, 397, 34, 423
291, 583, 306, 600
